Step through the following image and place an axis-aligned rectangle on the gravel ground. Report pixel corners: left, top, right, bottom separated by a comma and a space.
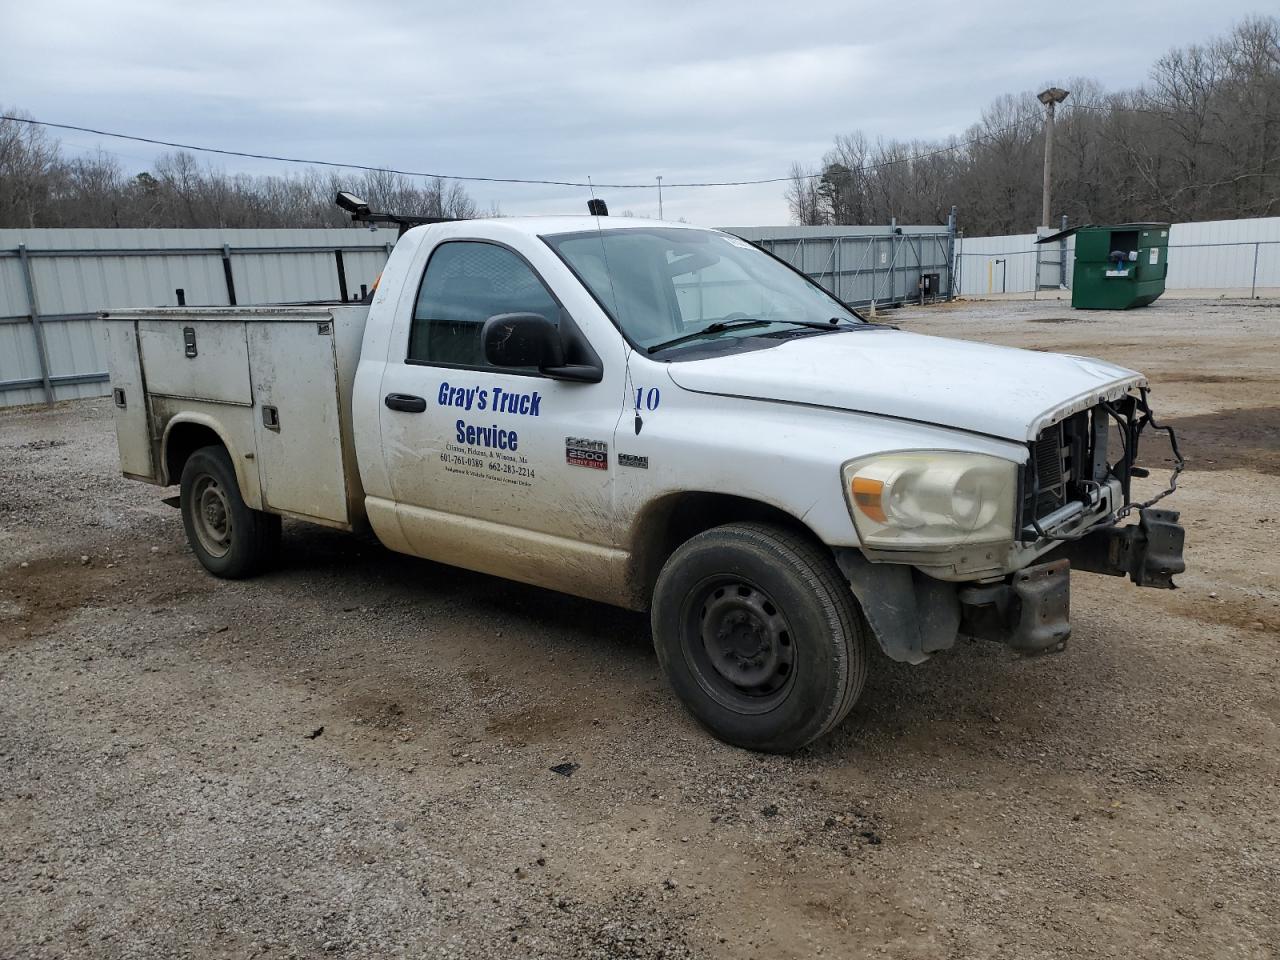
2, 296, 1277, 959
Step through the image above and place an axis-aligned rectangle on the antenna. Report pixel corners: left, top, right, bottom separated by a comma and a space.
584, 177, 637, 432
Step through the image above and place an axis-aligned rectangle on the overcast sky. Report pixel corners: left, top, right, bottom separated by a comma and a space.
3, 0, 1269, 225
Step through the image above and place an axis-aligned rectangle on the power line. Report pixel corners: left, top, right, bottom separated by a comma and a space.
5, 117, 645, 188
5, 113, 1044, 190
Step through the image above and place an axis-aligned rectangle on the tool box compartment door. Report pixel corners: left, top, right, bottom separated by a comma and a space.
247, 320, 350, 527
137, 318, 253, 405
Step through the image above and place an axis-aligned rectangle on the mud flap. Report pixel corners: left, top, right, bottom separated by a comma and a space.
834, 550, 962, 664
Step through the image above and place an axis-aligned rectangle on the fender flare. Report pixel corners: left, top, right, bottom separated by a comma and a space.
160, 413, 262, 510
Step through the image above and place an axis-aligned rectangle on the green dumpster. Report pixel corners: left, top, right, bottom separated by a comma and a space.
1039, 223, 1171, 309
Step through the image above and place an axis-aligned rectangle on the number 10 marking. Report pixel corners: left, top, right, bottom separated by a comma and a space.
635, 387, 661, 411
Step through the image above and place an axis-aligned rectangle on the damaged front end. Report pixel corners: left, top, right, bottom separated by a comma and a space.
838, 387, 1186, 663
1018, 386, 1184, 547
1016, 385, 1187, 585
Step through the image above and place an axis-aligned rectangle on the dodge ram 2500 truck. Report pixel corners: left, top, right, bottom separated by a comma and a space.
103, 210, 1186, 752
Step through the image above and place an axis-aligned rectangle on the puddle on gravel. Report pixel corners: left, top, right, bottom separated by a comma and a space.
1, 555, 124, 646
1026, 341, 1145, 353
0, 548, 210, 647
1166, 406, 1280, 475
1169, 590, 1280, 637
1156, 373, 1279, 385
1028, 316, 1092, 324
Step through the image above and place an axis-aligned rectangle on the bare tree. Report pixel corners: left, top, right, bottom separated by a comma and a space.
0, 107, 61, 227
5, 17, 1279, 233
784, 162, 825, 225
0, 118, 484, 228
788, 15, 1280, 231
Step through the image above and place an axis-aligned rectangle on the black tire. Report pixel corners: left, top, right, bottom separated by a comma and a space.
651, 522, 868, 753
179, 444, 280, 579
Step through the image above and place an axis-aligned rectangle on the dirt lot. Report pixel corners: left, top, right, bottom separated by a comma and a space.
2, 296, 1277, 959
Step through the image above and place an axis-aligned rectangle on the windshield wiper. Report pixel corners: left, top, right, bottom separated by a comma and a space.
646, 318, 773, 354
646, 317, 866, 354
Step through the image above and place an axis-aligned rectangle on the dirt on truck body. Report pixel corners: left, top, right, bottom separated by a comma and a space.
2, 296, 1278, 960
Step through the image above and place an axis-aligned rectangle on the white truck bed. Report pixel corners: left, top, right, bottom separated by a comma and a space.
102, 305, 370, 530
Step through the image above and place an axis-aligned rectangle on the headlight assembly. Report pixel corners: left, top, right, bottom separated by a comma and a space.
842, 451, 1018, 551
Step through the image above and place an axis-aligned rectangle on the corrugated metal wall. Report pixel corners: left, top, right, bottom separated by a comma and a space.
954, 232, 1054, 295
725, 224, 953, 308
1, 222, 956, 408
955, 216, 1280, 297
7, 215, 1271, 408
0, 228, 394, 407
1165, 218, 1280, 291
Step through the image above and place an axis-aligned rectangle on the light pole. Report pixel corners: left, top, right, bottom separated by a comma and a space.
656, 176, 663, 220
1037, 87, 1069, 229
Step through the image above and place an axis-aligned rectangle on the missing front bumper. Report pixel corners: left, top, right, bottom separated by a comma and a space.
1051, 508, 1186, 589
837, 508, 1186, 662
954, 508, 1185, 654
836, 550, 1072, 662
959, 559, 1072, 655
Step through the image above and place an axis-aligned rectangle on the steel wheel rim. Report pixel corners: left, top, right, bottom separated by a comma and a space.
191, 474, 233, 558
680, 575, 797, 715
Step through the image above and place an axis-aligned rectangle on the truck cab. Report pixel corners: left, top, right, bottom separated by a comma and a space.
104, 214, 1186, 753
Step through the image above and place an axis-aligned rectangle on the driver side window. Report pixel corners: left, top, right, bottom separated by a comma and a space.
408, 241, 559, 369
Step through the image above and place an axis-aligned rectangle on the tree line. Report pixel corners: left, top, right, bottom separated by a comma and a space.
786, 15, 1280, 233
4, 15, 1276, 234
0, 118, 481, 228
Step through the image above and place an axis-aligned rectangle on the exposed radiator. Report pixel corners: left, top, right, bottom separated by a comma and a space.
1031, 423, 1068, 516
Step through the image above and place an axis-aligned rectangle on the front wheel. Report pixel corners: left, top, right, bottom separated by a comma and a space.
179, 445, 280, 579
651, 522, 868, 753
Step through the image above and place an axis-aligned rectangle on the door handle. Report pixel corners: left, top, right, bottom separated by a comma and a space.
384, 393, 427, 413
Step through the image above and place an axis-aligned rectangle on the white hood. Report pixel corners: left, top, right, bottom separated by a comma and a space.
666, 329, 1146, 442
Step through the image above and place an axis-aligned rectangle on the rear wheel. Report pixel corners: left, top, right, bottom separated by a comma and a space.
179, 445, 280, 579
652, 522, 868, 752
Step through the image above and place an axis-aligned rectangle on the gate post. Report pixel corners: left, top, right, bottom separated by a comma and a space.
945, 206, 957, 301
221, 244, 237, 306
1059, 214, 1069, 289
334, 249, 349, 301
18, 244, 55, 406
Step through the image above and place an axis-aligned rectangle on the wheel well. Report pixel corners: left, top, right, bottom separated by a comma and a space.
164, 422, 224, 485
629, 492, 821, 608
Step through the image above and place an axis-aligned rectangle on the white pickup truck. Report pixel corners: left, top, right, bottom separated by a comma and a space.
103, 203, 1185, 752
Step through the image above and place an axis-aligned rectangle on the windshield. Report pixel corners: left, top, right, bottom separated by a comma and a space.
543, 227, 864, 353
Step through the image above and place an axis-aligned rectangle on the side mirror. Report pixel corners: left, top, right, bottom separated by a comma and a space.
483, 313, 565, 369
481, 313, 603, 383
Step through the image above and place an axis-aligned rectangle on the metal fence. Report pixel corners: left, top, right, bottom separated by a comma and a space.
6, 213, 1274, 408
0, 228, 394, 407
955, 216, 1280, 298
725, 212, 956, 309
1, 218, 959, 408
